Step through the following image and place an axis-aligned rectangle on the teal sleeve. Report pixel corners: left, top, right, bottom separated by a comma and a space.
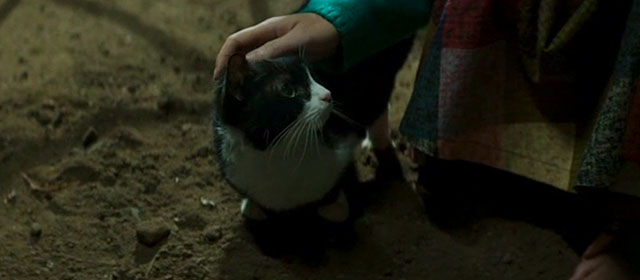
299, 0, 433, 70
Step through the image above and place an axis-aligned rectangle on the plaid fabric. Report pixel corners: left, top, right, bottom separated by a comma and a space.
400, 0, 640, 194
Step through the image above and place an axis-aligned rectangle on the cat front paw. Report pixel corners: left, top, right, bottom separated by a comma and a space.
317, 191, 349, 222
240, 198, 268, 221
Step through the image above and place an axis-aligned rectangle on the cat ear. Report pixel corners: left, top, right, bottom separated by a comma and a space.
225, 53, 250, 101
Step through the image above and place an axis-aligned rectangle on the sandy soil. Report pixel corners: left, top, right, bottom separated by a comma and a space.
0, 1, 580, 279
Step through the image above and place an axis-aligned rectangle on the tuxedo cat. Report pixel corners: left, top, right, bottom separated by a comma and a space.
212, 54, 390, 222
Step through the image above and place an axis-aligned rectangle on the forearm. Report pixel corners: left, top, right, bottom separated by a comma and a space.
300, 0, 433, 69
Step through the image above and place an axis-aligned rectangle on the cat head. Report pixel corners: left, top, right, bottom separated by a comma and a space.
215, 54, 332, 150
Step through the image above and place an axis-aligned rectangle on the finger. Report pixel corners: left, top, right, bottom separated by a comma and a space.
569, 259, 597, 280
214, 17, 292, 78
583, 234, 615, 259
245, 31, 301, 62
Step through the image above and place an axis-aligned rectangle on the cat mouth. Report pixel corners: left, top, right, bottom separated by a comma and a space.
319, 107, 332, 124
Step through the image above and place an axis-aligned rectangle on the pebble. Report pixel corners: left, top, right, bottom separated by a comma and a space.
200, 197, 216, 209
82, 127, 98, 148
3, 190, 16, 204
136, 218, 171, 247
30, 222, 42, 239
175, 212, 206, 231
130, 207, 142, 221
114, 127, 145, 147
46, 260, 54, 269
501, 253, 514, 265
181, 123, 192, 133
202, 226, 222, 243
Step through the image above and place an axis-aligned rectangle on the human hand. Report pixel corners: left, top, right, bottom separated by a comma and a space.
569, 253, 638, 280
214, 13, 340, 79
569, 234, 639, 280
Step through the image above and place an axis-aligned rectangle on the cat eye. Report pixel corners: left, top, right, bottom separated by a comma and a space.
281, 91, 297, 98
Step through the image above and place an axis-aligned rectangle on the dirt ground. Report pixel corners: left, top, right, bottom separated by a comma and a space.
0, 1, 580, 279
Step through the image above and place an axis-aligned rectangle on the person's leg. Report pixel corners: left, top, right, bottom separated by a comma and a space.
410, 146, 640, 279
349, 37, 413, 152
367, 107, 392, 150
313, 36, 415, 179
413, 152, 606, 245
314, 36, 414, 136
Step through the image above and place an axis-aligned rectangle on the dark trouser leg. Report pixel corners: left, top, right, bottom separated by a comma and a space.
312, 36, 415, 134
416, 155, 609, 255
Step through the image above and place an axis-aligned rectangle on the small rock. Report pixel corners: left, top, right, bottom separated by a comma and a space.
187, 145, 211, 160
100, 174, 117, 186
41, 100, 56, 110
181, 123, 192, 134
501, 253, 514, 265
130, 207, 142, 221
30, 222, 42, 239
52, 112, 64, 127
200, 197, 216, 209
111, 270, 132, 280
46, 260, 54, 269
202, 227, 222, 243
58, 161, 100, 183
30, 109, 56, 126
4, 190, 16, 204
114, 127, 144, 148
175, 212, 206, 231
126, 85, 138, 94
82, 127, 98, 148
136, 218, 170, 247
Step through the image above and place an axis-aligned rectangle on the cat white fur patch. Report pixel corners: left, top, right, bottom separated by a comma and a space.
219, 74, 358, 211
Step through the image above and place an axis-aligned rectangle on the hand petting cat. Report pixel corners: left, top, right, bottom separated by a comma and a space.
214, 13, 340, 79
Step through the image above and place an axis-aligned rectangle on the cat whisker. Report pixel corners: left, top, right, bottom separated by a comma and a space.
267, 106, 327, 164
270, 118, 298, 149
283, 120, 303, 159
305, 122, 313, 158
269, 121, 295, 150
286, 117, 308, 159
332, 109, 364, 127
303, 110, 318, 121
313, 124, 321, 157
263, 129, 270, 145
330, 99, 346, 108
269, 118, 302, 161
295, 121, 313, 169
291, 118, 308, 157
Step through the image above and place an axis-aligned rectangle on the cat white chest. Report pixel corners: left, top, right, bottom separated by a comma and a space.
220, 128, 355, 211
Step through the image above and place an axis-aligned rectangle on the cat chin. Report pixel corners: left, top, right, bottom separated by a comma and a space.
319, 108, 332, 125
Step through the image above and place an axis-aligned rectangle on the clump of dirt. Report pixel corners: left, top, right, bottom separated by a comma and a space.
0, 1, 579, 279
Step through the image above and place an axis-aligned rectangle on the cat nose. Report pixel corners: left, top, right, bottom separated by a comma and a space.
320, 93, 332, 103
